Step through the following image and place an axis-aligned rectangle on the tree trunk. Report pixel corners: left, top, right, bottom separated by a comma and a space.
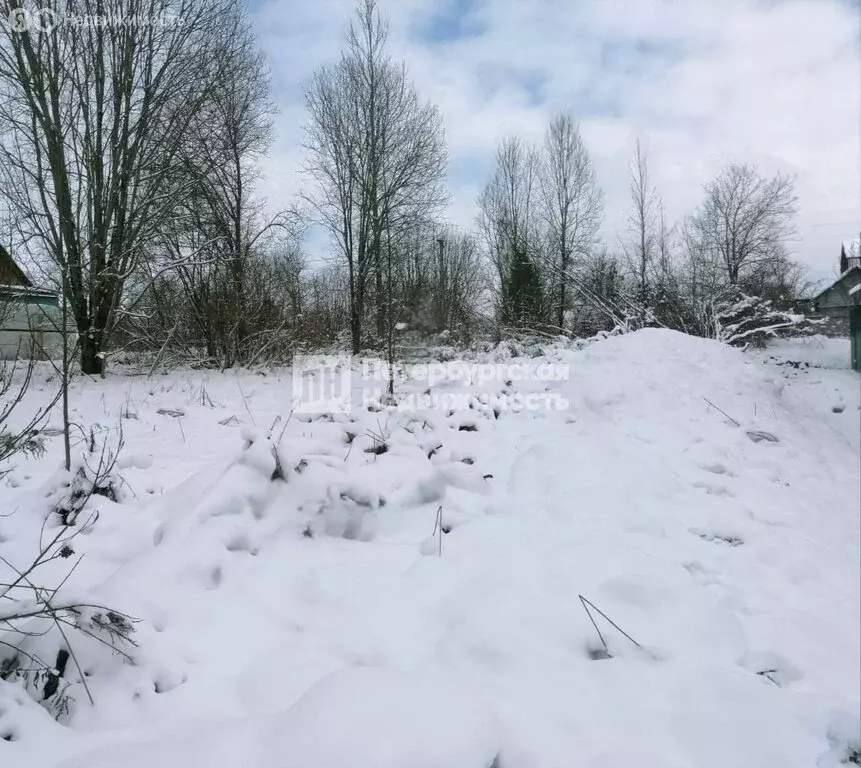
80, 334, 103, 376
351, 314, 361, 355
558, 244, 567, 331
351, 278, 364, 354
374, 236, 385, 341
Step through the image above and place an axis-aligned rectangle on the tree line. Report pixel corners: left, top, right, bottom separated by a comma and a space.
0, 0, 808, 373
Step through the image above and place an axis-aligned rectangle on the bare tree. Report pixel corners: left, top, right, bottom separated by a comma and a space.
649, 200, 685, 327
679, 214, 722, 306
624, 139, 658, 304
304, 0, 447, 354
120, 232, 305, 369
568, 248, 626, 336
656, 202, 673, 282
145, 2, 300, 367
0, 0, 234, 373
689, 163, 797, 286
304, 59, 365, 351
428, 228, 484, 337
301, 265, 351, 346
539, 114, 603, 331
478, 135, 545, 331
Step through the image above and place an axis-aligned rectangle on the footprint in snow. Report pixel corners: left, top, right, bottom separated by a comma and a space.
693, 529, 744, 547
225, 532, 254, 554
0, 687, 33, 743
746, 429, 779, 444
586, 645, 612, 661
153, 670, 189, 694
700, 462, 735, 477
738, 650, 803, 688
692, 480, 735, 498
682, 560, 723, 587
206, 565, 223, 590
0, 702, 14, 742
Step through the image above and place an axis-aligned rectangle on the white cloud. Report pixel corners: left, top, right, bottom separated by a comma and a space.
254, 0, 861, 281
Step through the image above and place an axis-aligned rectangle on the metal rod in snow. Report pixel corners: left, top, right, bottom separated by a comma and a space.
703, 398, 741, 427
432, 505, 443, 556
579, 594, 642, 649
579, 594, 609, 653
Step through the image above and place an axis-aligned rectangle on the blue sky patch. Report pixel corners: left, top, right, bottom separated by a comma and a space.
412, 0, 487, 43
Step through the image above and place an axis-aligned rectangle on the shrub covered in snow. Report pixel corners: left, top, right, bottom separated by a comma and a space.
713, 289, 815, 348
0, 516, 137, 719
1, 419, 136, 720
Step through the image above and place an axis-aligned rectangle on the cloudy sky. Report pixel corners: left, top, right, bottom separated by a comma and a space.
253, 0, 860, 282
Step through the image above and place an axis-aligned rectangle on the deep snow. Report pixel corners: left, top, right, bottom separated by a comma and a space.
0, 330, 859, 767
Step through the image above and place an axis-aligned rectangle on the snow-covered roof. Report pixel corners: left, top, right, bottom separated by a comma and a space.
843, 237, 860, 262
0, 282, 58, 300
813, 264, 861, 300
0, 244, 31, 286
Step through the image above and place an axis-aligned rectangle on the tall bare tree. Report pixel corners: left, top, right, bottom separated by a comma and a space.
0, 0, 233, 373
478, 135, 545, 331
147, 2, 300, 367
304, 0, 446, 354
624, 139, 658, 304
690, 163, 797, 286
539, 114, 603, 330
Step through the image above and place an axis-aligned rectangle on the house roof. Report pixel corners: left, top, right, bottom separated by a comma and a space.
0, 283, 57, 299
813, 264, 861, 300
843, 237, 861, 261
0, 244, 32, 286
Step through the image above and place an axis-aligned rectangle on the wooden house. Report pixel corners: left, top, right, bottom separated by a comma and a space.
807, 236, 861, 339
0, 245, 64, 360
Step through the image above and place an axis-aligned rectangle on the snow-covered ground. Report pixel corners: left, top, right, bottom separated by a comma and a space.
1, 330, 859, 767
